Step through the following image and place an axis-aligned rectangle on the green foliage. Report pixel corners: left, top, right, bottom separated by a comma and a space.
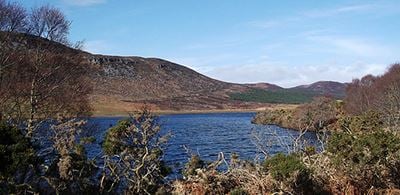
229, 188, 248, 195
183, 155, 205, 177
102, 119, 132, 155
337, 110, 383, 132
263, 153, 307, 181
327, 130, 400, 168
0, 122, 37, 178
230, 88, 316, 104
327, 129, 400, 189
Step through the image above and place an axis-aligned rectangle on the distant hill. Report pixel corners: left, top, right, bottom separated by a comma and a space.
229, 81, 346, 104
3, 32, 348, 113
291, 81, 347, 97
244, 83, 283, 91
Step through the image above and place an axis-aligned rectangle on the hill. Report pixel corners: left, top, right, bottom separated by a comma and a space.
2, 32, 347, 114
291, 81, 347, 97
87, 54, 265, 113
228, 81, 346, 104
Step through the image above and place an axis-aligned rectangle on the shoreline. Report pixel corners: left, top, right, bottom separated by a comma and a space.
92, 108, 261, 117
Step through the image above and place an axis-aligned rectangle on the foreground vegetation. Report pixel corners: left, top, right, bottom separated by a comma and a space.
1, 0, 400, 194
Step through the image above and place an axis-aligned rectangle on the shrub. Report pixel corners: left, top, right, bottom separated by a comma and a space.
263, 153, 308, 181
336, 110, 383, 132
0, 122, 37, 179
183, 155, 205, 177
101, 109, 170, 194
327, 129, 400, 190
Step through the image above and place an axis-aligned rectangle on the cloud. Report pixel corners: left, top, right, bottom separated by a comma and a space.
304, 4, 376, 18
247, 17, 300, 29
63, 0, 106, 6
306, 35, 393, 57
202, 62, 387, 88
248, 3, 377, 29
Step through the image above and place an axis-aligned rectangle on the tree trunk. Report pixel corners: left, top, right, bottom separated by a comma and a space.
27, 77, 37, 138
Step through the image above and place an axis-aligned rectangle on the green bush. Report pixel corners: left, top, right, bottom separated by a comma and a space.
101, 110, 170, 194
327, 129, 400, 189
102, 119, 132, 155
263, 153, 307, 181
0, 122, 37, 179
337, 110, 383, 132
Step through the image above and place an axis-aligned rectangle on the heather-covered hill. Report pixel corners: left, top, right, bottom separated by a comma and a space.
2, 32, 347, 113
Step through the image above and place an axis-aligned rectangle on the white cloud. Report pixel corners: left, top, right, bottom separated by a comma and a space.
248, 3, 377, 29
304, 4, 376, 18
306, 35, 393, 57
202, 62, 388, 88
63, 0, 106, 6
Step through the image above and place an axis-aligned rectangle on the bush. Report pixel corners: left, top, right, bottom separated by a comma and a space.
102, 119, 132, 155
101, 109, 170, 194
327, 129, 400, 190
263, 153, 308, 181
0, 122, 37, 179
183, 155, 205, 177
336, 110, 383, 132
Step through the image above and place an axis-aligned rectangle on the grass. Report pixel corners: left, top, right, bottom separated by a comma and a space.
229, 88, 317, 104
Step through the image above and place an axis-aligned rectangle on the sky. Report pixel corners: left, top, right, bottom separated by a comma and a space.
16, 0, 400, 87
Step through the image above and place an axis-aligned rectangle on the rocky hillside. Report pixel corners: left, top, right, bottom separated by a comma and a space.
87, 54, 264, 112
4, 32, 347, 114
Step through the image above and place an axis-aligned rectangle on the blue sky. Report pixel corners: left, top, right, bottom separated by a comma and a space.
17, 0, 400, 87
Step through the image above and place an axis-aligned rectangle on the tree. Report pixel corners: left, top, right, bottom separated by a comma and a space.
344, 75, 377, 115
21, 50, 92, 137
28, 5, 71, 44
345, 64, 400, 129
0, 1, 27, 32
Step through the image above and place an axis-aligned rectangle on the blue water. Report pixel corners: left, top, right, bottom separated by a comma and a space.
85, 112, 318, 176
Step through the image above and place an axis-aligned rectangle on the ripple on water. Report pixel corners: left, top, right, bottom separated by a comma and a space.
87, 112, 319, 177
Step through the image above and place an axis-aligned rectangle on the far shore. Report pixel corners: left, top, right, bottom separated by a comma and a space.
92, 109, 260, 117
91, 104, 299, 117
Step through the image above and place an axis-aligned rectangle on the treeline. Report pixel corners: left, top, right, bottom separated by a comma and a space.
229, 88, 317, 104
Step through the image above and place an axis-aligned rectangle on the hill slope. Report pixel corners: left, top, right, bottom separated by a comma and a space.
88, 55, 265, 112
291, 81, 347, 97
3, 32, 347, 114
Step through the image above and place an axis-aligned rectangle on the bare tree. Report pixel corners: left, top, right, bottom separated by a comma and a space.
345, 64, 400, 129
22, 50, 92, 137
28, 5, 71, 44
0, 1, 27, 32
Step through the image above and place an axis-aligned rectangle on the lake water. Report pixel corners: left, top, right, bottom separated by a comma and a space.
86, 112, 319, 177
